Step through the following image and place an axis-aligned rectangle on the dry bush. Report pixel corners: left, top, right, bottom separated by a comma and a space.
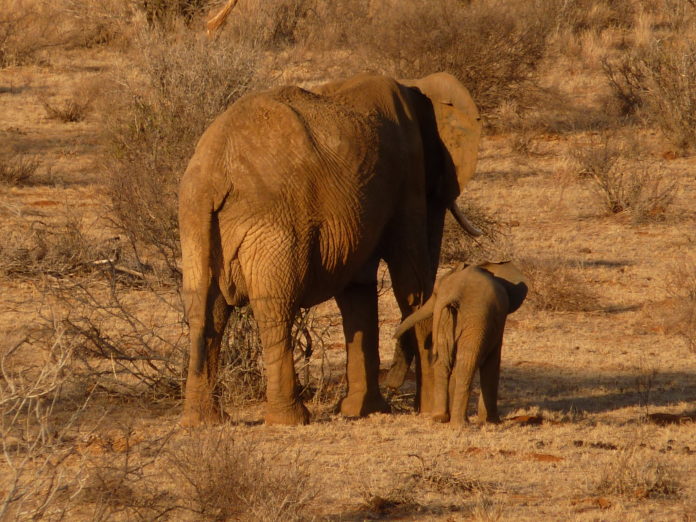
48, 273, 187, 400
221, 0, 317, 50
570, 133, 676, 221
519, 257, 601, 312
602, 6, 696, 150
0, 0, 65, 67
0, 149, 40, 186
140, 0, 211, 28
664, 259, 696, 352
0, 333, 86, 520
596, 446, 681, 499
356, 0, 556, 114
439, 200, 511, 266
218, 306, 265, 406
169, 430, 315, 520
101, 27, 260, 280
409, 454, 496, 496
0, 214, 118, 278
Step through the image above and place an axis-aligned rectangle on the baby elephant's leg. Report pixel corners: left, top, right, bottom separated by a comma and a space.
477, 340, 502, 423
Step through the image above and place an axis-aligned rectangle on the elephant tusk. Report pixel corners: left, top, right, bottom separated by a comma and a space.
449, 202, 483, 237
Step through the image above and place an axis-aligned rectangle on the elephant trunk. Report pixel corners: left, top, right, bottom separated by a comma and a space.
449, 202, 482, 237
393, 297, 436, 339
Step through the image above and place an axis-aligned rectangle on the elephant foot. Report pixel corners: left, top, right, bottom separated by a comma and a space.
339, 391, 391, 418
180, 403, 226, 427
264, 401, 310, 426
478, 414, 500, 424
432, 412, 450, 423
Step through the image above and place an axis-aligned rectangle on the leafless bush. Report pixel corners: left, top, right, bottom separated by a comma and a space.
409, 454, 496, 496
0, 214, 117, 278
571, 133, 676, 221
519, 257, 601, 312
601, 7, 696, 150
0, 1, 64, 67
596, 446, 681, 499
48, 273, 187, 400
169, 430, 316, 520
221, 0, 316, 50
0, 149, 40, 186
355, 0, 556, 114
664, 259, 696, 352
140, 0, 210, 28
440, 200, 511, 266
100, 27, 260, 281
0, 333, 86, 520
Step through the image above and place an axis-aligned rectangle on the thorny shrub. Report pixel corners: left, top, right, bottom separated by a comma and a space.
39, 80, 97, 123
0, 215, 115, 278
439, 201, 512, 267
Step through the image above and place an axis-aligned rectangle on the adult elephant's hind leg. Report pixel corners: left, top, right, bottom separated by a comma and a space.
255, 309, 310, 425
335, 281, 391, 417
182, 282, 230, 427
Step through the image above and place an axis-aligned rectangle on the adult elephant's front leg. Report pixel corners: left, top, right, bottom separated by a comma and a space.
335, 281, 391, 417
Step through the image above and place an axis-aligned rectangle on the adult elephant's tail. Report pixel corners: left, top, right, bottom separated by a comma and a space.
393, 296, 436, 339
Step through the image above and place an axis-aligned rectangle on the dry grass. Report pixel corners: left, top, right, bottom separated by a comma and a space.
596, 445, 682, 500
0, 150, 40, 186
168, 430, 315, 521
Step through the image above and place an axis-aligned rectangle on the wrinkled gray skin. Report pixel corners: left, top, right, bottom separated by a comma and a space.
393, 262, 528, 425
178, 72, 481, 426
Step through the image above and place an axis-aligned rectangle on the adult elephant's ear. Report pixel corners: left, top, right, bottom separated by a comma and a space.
401, 72, 482, 203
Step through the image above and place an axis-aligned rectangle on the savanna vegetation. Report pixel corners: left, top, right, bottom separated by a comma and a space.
1, 0, 695, 519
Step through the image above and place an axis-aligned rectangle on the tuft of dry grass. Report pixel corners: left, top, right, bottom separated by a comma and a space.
39, 81, 97, 123
168, 430, 315, 521
0, 149, 40, 186
596, 446, 682, 500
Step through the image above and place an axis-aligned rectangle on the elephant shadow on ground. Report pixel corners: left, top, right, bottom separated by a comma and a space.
499, 366, 696, 417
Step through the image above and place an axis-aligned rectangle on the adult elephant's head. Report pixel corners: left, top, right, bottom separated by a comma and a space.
401, 72, 483, 236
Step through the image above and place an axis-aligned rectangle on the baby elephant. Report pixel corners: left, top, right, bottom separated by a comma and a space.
394, 261, 528, 425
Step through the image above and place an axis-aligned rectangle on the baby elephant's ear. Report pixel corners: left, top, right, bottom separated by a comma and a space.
478, 261, 528, 314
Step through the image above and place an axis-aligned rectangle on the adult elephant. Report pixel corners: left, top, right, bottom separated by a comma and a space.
178, 72, 482, 426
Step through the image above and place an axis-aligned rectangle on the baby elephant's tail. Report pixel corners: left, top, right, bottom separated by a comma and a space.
393, 297, 436, 339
